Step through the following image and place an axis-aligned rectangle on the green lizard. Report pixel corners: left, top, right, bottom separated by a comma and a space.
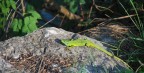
61, 38, 132, 70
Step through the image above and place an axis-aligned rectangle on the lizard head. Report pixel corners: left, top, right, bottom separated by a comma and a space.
61, 39, 71, 46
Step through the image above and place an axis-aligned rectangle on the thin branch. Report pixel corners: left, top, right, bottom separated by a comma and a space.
39, 14, 59, 29
21, 0, 25, 14
88, 0, 94, 18
90, 14, 136, 24
78, 14, 136, 34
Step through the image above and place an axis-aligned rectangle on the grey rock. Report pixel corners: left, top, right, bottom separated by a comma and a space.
0, 57, 21, 73
0, 27, 131, 73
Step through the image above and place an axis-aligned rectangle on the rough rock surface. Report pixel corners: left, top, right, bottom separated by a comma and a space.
0, 27, 129, 73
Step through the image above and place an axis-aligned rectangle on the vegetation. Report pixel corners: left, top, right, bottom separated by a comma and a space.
0, 0, 144, 72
